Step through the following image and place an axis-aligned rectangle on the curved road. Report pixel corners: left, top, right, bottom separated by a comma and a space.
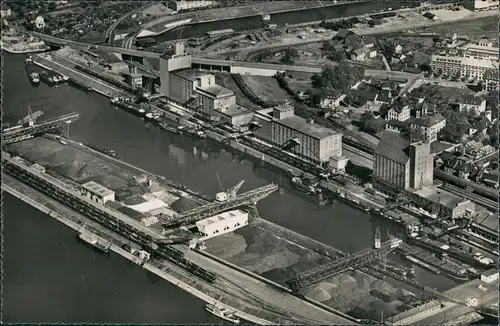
106, 2, 159, 46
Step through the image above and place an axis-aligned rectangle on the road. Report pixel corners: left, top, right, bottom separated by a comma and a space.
179, 247, 358, 325
202, 10, 497, 58
106, 3, 155, 45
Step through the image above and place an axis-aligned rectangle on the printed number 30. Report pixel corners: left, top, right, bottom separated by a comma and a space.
466, 298, 478, 307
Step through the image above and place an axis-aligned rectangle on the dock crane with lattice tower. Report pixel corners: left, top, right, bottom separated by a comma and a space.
286, 233, 402, 294
162, 183, 278, 228
17, 106, 44, 127
215, 172, 245, 202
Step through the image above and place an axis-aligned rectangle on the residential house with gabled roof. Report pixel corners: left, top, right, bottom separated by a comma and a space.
468, 116, 492, 135
333, 29, 355, 41
441, 156, 476, 179
385, 101, 411, 121
411, 98, 430, 118
331, 29, 377, 62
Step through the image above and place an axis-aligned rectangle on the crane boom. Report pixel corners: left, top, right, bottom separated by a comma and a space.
228, 180, 244, 197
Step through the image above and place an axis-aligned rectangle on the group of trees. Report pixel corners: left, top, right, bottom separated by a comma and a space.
319, 17, 359, 31
358, 111, 384, 134
321, 40, 347, 62
311, 61, 364, 93
281, 48, 300, 65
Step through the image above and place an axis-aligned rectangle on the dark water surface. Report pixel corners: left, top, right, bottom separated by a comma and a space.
2, 52, 457, 323
157, 1, 419, 41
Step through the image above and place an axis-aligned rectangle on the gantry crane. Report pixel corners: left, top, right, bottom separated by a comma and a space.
163, 183, 278, 228
3, 112, 80, 144
286, 237, 402, 293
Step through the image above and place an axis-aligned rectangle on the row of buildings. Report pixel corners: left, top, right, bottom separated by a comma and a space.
430, 38, 499, 91
157, 43, 478, 219
158, 43, 344, 166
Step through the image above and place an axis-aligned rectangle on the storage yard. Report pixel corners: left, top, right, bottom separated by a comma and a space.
204, 219, 427, 321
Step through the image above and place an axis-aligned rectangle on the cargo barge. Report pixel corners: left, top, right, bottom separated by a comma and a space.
110, 97, 146, 117
397, 241, 477, 281
25, 56, 40, 84
39, 70, 55, 85
87, 143, 120, 159
77, 232, 111, 254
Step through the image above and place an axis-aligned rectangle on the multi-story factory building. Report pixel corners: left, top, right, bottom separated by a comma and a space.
430, 40, 499, 81
168, 0, 217, 12
373, 131, 433, 193
159, 43, 192, 96
270, 104, 342, 164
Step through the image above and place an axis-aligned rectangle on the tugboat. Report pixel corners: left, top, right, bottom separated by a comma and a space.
205, 304, 240, 324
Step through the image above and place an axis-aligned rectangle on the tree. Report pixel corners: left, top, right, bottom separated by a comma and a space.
311, 61, 364, 92
359, 111, 383, 134
327, 50, 347, 62
281, 48, 299, 65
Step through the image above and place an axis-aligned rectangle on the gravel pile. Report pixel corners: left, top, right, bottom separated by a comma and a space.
206, 233, 247, 260
306, 287, 332, 302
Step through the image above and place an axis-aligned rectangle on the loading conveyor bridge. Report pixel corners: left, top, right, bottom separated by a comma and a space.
2, 113, 80, 144
163, 183, 278, 228
286, 238, 402, 293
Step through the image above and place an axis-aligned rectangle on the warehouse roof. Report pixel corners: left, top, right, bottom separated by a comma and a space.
197, 84, 234, 98
375, 131, 410, 165
414, 186, 468, 210
412, 113, 446, 128
274, 116, 340, 140
81, 181, 114, 197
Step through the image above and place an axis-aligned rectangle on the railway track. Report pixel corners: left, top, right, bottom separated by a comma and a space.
343, 144, 374, 160
441, 183, 497, 212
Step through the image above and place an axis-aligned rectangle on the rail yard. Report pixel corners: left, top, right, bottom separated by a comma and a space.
3, 0, 499, 324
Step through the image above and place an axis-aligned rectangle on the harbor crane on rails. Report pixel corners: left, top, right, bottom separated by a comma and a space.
162, 183, 278, 228
17, 106, 44, 127
215, 173, 245, 202
286, 236, 402, 294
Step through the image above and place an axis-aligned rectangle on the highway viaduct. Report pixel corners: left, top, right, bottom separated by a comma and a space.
32, 31, 322, 76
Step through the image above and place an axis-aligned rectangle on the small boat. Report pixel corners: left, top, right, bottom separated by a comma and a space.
205, 304, 240, 324
159, 122, 183, 135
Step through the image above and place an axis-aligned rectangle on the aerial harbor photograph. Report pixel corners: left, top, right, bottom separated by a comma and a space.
1, 0, 498, 325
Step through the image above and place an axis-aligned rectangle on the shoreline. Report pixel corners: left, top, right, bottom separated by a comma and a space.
2, 180, 273, 325
139, 1, 368, 37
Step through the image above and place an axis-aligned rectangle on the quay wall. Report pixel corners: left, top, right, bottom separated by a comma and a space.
1, 180, 273, 326
205, 131, 384, 209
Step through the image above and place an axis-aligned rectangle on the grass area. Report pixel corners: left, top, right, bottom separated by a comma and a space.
421, 16, 497, 42
242, 75, 292, 102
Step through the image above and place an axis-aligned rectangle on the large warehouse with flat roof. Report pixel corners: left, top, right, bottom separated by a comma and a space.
270, 104, 342, 163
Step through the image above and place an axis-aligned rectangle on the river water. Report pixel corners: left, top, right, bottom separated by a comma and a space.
157, 1, 419, 41
3, 52, 458, 323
